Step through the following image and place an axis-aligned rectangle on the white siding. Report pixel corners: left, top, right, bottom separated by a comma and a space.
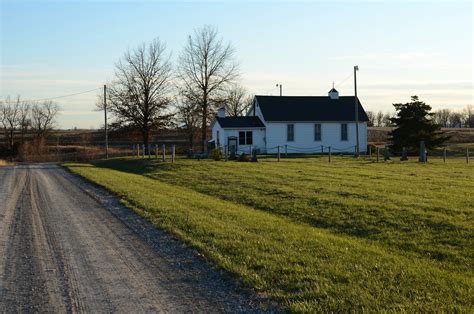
220, 128, 266, 154
265, 122, 367, 153
212, 122, 266, 153
211, 123, 225, 148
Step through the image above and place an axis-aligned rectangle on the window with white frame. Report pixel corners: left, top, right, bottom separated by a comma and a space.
287, 124, 294, 141
239, 131, 253, 145
341, 123, 348, 141
314, 124, 322, 141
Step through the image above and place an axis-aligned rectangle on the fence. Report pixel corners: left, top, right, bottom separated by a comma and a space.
13, 142, 469, 164
214, 143, 471, 164
131, 143, 176, 163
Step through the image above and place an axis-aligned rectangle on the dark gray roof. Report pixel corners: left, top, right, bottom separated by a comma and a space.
216, 116, 265, 128
255, 95, 369, 122
329, 88, 338, 93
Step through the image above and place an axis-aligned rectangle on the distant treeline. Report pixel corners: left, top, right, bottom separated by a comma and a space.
366, 104, 473, 128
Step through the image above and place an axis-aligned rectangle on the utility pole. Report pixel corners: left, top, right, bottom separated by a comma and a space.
354, 66, 360, 157
276, 83, 282, 96
104, 84, 109, 159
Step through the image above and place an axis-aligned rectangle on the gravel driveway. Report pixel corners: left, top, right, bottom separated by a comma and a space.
0, 163, 268, 313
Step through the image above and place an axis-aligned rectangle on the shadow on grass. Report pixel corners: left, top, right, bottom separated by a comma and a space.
88, 157, 186, 176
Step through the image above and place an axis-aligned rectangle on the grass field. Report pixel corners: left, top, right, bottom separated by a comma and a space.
65, 156, 473, 312
0, 159, 13, 167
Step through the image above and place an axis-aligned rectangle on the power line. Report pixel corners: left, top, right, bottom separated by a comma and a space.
335, 72, 354, 88
9, 87, 102, 102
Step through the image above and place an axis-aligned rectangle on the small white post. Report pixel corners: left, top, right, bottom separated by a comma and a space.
376, 147, 380, 163
162, 144, 166, 162
285, 144, 288, 156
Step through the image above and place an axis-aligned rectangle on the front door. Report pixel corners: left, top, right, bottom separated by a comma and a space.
228, 136, 237, 156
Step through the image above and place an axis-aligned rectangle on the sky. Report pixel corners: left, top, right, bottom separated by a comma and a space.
1, 0, 473, 129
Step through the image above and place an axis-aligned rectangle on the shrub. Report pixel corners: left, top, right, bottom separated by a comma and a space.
238, 153, 250, 162
210, 148, 224, 161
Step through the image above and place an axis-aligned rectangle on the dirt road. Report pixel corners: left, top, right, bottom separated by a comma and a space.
0, 164, 264, 312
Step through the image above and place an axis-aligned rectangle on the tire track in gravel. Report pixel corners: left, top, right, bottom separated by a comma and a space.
0, 164, 271, 313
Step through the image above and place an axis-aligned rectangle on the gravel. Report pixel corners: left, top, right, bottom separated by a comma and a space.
0, 163, 274, 313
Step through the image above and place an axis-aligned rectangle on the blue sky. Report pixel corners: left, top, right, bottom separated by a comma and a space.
1, 0, 473, 128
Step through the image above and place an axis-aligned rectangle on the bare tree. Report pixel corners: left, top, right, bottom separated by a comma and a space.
463, 105, 474, 128
18, 102, 31, 144
1, 96, 20, 151
221, 85, 253, 117
107, 39, 174, 152
30, 100, 59, 141
366, 111, 375, 127
449, 112, 464, 128
376, 111, 384, 127
175, 95, 200, 149
178, 25, 239, 150
433, 109, 452, 127
382, 113, 393, 127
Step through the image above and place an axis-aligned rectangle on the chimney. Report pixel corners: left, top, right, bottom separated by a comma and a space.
217, 107, 226, 118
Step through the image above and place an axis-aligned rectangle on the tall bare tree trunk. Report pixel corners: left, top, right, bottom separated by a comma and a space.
201, 95, 208, 151
142, 129, 149, 155
178, 26, 239, 153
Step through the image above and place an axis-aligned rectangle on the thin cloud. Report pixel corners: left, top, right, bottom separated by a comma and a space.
331, 52, 442, 61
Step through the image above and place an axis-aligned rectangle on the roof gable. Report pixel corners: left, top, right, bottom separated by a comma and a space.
255, 95, 369, 122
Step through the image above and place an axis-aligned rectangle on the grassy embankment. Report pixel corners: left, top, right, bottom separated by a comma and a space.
65, 157, 473, 312
0, 159, 13, 166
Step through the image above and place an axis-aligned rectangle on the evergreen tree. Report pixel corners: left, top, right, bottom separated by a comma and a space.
389, 96, 449, 153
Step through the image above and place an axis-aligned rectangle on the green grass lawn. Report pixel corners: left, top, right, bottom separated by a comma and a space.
65, 156, 473, 312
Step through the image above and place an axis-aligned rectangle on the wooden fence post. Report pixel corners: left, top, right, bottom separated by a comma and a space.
376, 147, 380, 163
321, 145, 324, 154
172, 144, 175, 163
368, 145, 372, 158
443, 147, 446, 163
162, 144, 166, 162
328, 146, 331, 163
384, 145, 390, 161
148, 144, 151, 159
285, 144, 288, 157
137, 144, 140, 158
277, 146, 280, 162
467, 148, 470, 164
142, 144, 145, 159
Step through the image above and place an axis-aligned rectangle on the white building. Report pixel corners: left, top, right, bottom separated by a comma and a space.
211, 88, 368, 154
